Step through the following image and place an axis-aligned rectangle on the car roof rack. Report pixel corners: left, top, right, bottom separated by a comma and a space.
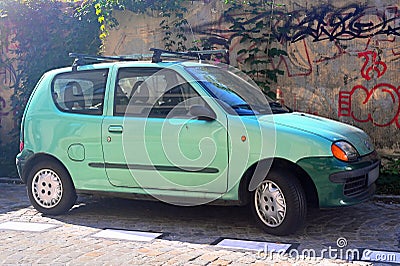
69, 48, 228, 71
69, 53, 153, 71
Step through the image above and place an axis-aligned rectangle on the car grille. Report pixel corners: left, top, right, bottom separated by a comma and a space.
343, 175, 368, 197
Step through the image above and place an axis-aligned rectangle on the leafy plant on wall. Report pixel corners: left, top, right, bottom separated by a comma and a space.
86, 0, 287, 97
223, 1, 287, 97
0, 0, 101, 175
79, 0, 190, 51
160, 5, 189, 52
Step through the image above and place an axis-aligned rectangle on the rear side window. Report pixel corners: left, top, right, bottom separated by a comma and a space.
52, 69, 109, 115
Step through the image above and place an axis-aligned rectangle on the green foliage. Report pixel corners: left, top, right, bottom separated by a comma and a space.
78, 0, 287, 96
376, 156, 400, 195
224, 1, 286, 95
0, 141, 18, 176
77, 0, 122, 40
159, 5, 188, 52
78, 0, 189, 47
381, 157, 400, 176
1, 0, 101, 110
0, 0, 101, 176
376, 174, 400, 195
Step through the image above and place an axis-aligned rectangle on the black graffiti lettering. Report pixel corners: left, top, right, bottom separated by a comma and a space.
0, 63, 17, 87
279, 4, 399, 42
189, 4, 399, 46
0, 96, 10, 126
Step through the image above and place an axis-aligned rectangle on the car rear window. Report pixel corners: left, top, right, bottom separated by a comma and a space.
51, 69, 109, 115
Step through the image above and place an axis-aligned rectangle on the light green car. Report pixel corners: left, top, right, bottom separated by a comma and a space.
16, 50, 380, 235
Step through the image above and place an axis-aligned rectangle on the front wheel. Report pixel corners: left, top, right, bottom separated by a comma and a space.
251, 170, 307, 236
27, 161, 77, 215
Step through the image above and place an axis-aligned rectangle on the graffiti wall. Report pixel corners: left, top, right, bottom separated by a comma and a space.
0, 30, 18, 141
105, 0, 400, 150
0, 1, 398, 149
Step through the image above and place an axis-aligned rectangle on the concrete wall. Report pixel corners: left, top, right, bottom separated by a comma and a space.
104, 0, 400, 151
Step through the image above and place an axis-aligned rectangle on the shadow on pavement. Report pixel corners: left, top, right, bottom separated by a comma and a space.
1, 183, 399, 251
48, 195, 400, 251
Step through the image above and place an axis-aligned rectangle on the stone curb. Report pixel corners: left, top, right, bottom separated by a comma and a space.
373, 194, 400, 201
1, 176, 400, 202
0, 176, 23, 185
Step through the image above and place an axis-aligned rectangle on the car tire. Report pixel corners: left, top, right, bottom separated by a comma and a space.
27, 161, 77, 215
250, 169, 307, 236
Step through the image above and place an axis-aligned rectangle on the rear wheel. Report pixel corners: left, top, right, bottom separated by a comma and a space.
27, 161, 77, 215
251, 169, 307, 235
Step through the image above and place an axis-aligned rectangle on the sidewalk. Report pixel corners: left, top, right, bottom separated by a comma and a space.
1, 182, 400, 265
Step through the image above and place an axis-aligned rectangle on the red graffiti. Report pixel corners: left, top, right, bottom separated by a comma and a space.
338, 84, 400, 128
358, 51, 387, 81
339, 50, 399, 128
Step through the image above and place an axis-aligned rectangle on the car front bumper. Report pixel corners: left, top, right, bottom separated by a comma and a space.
297, 151, 380, 207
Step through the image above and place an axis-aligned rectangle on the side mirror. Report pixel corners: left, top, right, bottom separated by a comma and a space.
189, 105, 216, 121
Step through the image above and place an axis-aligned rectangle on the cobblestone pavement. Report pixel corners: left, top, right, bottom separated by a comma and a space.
0, 182, 399, 265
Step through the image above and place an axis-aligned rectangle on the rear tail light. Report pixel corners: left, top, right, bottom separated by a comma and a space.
19, 141, 24, 152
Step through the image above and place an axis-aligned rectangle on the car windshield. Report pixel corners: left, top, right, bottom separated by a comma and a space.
185, 66, 290, 115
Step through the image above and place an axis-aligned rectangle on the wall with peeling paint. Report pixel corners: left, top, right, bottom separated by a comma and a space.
104, 0, 400, 150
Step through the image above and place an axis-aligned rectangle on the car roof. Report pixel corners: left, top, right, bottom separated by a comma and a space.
46, 60, 217, 76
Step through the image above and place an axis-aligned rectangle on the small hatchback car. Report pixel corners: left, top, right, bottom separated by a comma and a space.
16, 49, 380, 235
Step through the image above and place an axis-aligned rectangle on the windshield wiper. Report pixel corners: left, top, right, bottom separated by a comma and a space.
231, 104, 252, 110
269, 101, 292, 113
269, 101, 282, 107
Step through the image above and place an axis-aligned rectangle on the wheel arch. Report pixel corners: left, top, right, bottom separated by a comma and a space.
238, 157, 319, 208
21, 153, 72, 185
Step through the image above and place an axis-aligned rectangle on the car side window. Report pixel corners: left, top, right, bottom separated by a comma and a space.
114, 68, 159, 116
52, 69, 109, 115
115, 68, 206, 118
149, 82, 202, 118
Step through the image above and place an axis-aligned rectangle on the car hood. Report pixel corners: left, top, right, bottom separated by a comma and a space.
258, 112, 375, 156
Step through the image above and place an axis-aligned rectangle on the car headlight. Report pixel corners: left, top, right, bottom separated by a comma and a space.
331, 141, 359, 162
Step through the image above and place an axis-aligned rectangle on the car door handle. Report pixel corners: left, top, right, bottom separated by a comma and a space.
108, 125, 123, 133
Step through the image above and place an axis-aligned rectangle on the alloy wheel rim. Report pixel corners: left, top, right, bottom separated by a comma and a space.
254, 180, 286, 227
31, 169, 63, 209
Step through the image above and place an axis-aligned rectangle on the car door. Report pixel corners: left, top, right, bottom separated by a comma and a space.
102, 66, 229, 193
49, 68, 110, 189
